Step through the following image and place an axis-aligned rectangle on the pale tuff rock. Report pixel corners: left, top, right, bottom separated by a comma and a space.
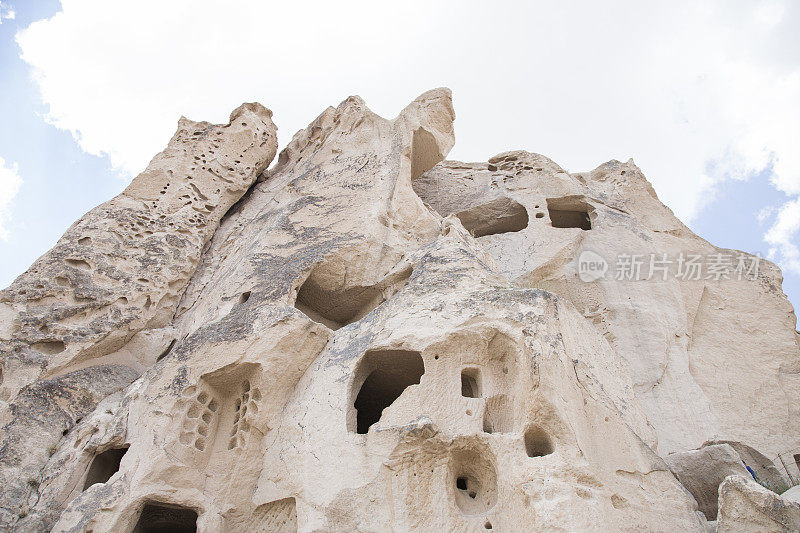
665, 444, 751, 521
717, 475, 800, 532
783, 485, 800, 505
415, 155, 800, 458
0, 104, 277, 527
704, 440, 792, 495
0, 88, 796, 531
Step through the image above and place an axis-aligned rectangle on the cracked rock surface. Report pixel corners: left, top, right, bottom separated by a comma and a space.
0, 88, 797, 531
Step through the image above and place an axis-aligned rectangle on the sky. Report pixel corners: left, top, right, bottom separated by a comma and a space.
0, 0, 799, 311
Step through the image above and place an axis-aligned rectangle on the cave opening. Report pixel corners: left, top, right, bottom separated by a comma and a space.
546, 198, 592, 230
455, 197, 529, 237
295, 261, 412, 331
352, 350, 425, 434
132, 502, 198, 533
461, 368, 481, 398
524, 425, 554, 457
83, 446, 129, 490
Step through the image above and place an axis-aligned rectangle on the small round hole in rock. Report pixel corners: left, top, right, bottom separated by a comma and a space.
239, 291, 251, 304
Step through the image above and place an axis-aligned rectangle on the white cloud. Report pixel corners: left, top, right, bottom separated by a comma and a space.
0, 1, 15, 23
755, 0, 785, 30
15, 0, 449, 176
13, 0, 800, 271
758, 205, 778, 224
0, 157, 22, 241
766, 199, 800, 274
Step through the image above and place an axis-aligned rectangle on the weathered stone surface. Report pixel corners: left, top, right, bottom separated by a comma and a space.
415, 155, 800, 458
665, 444, 750, 520
783, 485, 800, 505
0, 88, 797, 531
717, 475, 800, 532
0, 103, 277, 527
705, 440, 791, 495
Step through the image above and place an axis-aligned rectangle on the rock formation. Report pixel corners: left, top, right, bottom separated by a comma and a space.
717, 476, 800, 532
0, 88, 798, 531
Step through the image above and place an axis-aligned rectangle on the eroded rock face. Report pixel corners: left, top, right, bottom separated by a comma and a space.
0, 88, 796, 531
415, 155, 800, 458
0, 103, 277, 528
717, 475, 800, 532
665, 444, 751, 521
